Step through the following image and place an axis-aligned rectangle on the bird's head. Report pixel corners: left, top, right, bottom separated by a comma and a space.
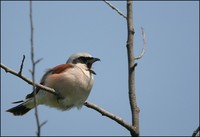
66, 52, 100, 74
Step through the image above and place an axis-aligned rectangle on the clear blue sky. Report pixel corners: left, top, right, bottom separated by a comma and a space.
1, 1, 199, 136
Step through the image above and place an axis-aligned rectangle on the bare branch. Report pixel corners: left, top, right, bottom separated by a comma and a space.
135, 27, 146, 60
18, 55, 25, 75
126, 0, 139, 136
192, 126, 200, 137
29, 1, 41, 136
2, 64, 58, 96
103, 0, 127, 19
84, 101, 136, 133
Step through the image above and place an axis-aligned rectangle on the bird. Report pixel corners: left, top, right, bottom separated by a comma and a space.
6, 52, 100, 116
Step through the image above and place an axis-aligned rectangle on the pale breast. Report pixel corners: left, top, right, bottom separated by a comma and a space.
40, 65, 94, 110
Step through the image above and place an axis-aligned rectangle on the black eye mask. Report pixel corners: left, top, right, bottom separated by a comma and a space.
73, 56, 94, 64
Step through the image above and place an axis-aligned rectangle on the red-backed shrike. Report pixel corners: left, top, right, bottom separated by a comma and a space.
6, 52, 100, 116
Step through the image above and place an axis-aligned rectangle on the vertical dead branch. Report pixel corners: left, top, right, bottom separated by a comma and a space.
29, 1, 41, 136
126, 0, 140, 136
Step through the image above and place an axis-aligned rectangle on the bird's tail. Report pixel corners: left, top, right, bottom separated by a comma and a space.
6, 99, 34, 116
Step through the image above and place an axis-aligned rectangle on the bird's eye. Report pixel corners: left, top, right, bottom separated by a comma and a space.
72, 56, 93, 64
78, 56, 93, 64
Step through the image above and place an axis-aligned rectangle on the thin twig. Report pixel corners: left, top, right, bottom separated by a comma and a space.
135, 27, 146, 60
103, 0, 127, 19
29, 1, 41, 136
34, 58, 43, 65
18, 55, 25, 75
84, 101, 136, 133
1, 63, 57, 96
40, 120, 48, 128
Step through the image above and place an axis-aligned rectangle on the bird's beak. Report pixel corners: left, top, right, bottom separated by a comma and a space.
90, 57, 101, 64
87, 57, 100, 75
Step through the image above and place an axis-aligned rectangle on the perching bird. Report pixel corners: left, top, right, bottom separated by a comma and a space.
6, 52, 100, 116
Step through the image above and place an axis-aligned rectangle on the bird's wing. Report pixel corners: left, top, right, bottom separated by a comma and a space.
25, 63, 74, 99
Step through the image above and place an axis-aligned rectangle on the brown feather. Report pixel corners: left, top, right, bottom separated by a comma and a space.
51, 64, 74, 74
26, 64, 74, 99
